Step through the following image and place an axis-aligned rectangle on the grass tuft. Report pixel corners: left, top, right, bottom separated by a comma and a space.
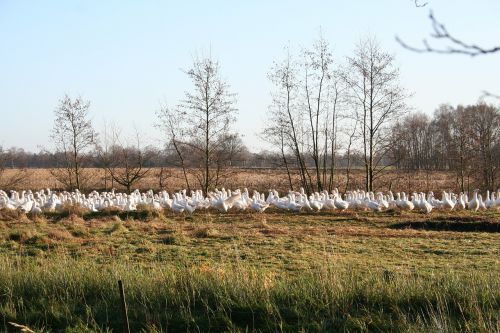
192, 226, 219, 238
108, 222, 129, 234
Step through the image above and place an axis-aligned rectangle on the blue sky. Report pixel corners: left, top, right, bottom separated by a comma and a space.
0, 0, 498, 152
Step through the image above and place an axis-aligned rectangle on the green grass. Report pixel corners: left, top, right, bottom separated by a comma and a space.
0, 208, 499, 332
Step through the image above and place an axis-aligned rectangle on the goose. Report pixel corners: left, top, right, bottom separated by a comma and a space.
468, 190, 480, 211
170, 197, 185, 214
125, 197, 137, 211
232, 195, 249, 211
484, 191, 494, 209
377, 193, 390, 210
280, 193, 303, 212
0, 196, 16, 210
396, 192, 414, 211
251, 196, 269, 213
296, 194, 312, 211
152, 199, 162, 211
18, 196, 34, 213
348, 191, 364, 210
183, 200, 196, 214
266, 190, 277, 204
161, 192, 173, 209
31, 202, 43, 214
334, 194, 349, 211
365, 197, 382, 212
212, 191, 241, 212
387, 191, 397, 208
491, 192, 499, 210
441, 191, 455, 210
287, 199, 303, 212
495, 190, 500, 209
309, 193, 324, 212
428, 192, 441, 208
90, 202, 99, 213
411, 192, 420, 210
321, 191, 336, 210
273, 197, 290, 210
457, 193, 467, 210
478, 194, 486, 210
418, 193, 433, 214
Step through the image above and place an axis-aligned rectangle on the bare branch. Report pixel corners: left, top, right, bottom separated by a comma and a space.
481, 90, 500, 100
397, 11, 500, 57
414, 0, 428, 8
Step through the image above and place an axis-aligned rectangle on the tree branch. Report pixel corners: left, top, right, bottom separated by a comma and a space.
396, 11, 500, 57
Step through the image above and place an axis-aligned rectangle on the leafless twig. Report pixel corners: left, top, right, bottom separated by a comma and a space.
414, 0, 428, 8
396, 11, 500, 57
481, 90, 500, 100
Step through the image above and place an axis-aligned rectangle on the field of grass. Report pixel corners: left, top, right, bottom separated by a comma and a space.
0, 208, 499, 332
2, 167, 458, 194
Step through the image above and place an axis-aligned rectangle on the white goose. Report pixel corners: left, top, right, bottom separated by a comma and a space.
468, 190, 480, 211
396, 192, 414, 211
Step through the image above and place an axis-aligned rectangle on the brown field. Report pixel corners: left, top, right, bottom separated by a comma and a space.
2, 167, 462, 193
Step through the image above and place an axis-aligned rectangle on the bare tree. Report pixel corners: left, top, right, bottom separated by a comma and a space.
102, 128, 150, 193
261, 114, 295, 190
96, 119, 115, 190
468, 103, 500, 189
0, 147, 30, 189
343, 118, 358, 192
325, 80, 344, 192
391, 112, 433, 170
164, 55, 238, 194
302, 34, 334, 191
156, 166, 172, 190
341, 37, 410, 191
156, 106, 191, 190
265, 47, 311, 192
50, 94, 96, 190
265, 36, 343, 194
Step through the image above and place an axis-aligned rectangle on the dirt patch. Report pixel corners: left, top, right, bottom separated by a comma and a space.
325, 226, 437, 239
390, 217, 500, 233
259, 228, 288, 236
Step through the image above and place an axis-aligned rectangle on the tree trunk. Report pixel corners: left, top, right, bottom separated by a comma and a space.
280, 131, 293, 190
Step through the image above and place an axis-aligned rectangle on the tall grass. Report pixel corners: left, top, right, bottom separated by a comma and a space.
0, 255, 498, 332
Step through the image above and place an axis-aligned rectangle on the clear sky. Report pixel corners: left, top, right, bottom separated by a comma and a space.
0, 0, 498, 152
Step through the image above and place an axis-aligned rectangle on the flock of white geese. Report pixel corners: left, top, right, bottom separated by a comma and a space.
1, 188, 499, 215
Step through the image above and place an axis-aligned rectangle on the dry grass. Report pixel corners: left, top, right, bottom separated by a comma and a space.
46, 228, 74, 240
192, 226, 220, 238
3, 167, 460, 193
0, 208, 24, 221
0, 209, 498, 331
0, 208, 497, 274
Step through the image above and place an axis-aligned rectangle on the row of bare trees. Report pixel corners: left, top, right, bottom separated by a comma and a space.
41, 56, 244, 193
391, 103, 500, 191
44, 94, 152, 193
2, 31, 497, 193
263, 36, 409, 193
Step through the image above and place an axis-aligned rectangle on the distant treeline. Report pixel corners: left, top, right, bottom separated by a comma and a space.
391, 103, 500, 191
1, 102, 499, 193
0, 147, 371, 170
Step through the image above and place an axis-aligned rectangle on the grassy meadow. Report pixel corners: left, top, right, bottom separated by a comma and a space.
0, 208, 499, 332
3, 167, 459, 195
